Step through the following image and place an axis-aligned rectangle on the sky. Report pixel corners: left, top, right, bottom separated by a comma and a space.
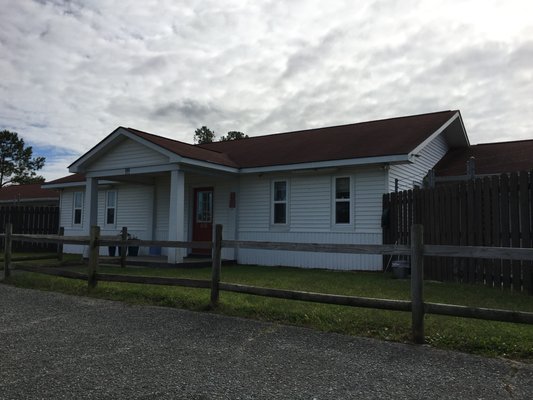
1, 0, 533, 181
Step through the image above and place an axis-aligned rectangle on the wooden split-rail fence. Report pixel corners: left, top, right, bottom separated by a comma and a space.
2, 223, 533, 344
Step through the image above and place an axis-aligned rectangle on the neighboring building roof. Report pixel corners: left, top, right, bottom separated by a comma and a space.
46, 173, 86, 185
199, 111, 459, 168
434, 139, 533, 176
0, 183, 59, 204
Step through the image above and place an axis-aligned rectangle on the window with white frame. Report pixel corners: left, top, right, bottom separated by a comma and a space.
334, 177, 351, 224
272, 180, 288, 224
106, 191, 117, 225
73, 192, 84, 225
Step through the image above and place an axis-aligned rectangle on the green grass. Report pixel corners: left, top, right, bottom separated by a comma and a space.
4, 261, 533, 361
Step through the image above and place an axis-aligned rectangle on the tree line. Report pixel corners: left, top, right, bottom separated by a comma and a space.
194, 126, 248, 144
0, 130, 45, 188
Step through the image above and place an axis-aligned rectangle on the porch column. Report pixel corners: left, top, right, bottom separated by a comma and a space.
168, 169, 185, 264
83, 177, 98, 257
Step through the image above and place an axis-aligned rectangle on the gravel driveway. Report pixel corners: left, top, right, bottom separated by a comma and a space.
1, 284, 532, 399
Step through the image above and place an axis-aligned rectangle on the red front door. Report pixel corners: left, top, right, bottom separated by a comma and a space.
192, 187, 213, 255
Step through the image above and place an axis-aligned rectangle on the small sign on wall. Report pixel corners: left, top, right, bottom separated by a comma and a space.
229, 192, 236, 208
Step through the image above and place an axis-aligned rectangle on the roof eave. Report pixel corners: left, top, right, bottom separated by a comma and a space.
240, 154, 410, 174
408, 111, 468, 158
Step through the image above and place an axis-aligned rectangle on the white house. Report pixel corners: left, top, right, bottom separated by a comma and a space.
44, 110, 468, 270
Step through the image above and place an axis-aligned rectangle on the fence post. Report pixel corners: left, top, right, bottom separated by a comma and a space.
4, 223, 12, 280
210, 224, 223, 307
120, 226, 128, 268
57, 226, 64, 262
88, 225, 100, 289
411, 224, 424, 344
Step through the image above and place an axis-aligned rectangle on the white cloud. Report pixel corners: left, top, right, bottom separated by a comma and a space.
1, 0, 532, 180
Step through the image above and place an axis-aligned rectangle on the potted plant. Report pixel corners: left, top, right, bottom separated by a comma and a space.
107, 232, 124, 257
108, 232, 122, 256
108, 245, 116, 257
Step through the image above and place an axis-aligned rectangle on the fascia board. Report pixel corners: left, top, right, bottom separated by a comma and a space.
42, 179, 117, 189
177, 157, 239, 173
42, 182, 86, 189
409, 112, 460, 157
240, 154, 409, 174
85, 164, 179, 178
83, 158, 239, 178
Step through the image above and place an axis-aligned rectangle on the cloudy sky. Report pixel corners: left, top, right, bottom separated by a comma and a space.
1, 0, 532, 181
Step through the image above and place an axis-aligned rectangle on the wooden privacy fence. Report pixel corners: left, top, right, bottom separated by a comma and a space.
383, 171, 533, 293
2, 223, 533, 344
0, 205, 59, 252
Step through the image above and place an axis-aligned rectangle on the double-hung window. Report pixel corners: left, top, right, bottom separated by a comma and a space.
73, 192, 84, 226
272, 180, 288, 225
334, 177, 351, 224
106, 191, 117, 226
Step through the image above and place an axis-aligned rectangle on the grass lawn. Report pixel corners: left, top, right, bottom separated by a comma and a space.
4, 260, 533, 361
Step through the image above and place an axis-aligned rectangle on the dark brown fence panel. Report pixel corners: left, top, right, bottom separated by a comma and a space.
509, 173, 521, 290
383, 171, 533, 294
0, 206, 59, 252
491, 175, 502, 288
523, 171, 533, 293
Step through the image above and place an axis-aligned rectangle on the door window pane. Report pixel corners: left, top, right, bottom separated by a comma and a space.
196, 191, 213, 223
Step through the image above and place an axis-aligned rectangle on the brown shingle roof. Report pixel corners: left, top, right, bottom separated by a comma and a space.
0, 183, 59, 202
434, 139, 533, 176
125, 128, 238, 168
46, 173, 85, 185
199, 110, 458, 168
51, 110, 461, 184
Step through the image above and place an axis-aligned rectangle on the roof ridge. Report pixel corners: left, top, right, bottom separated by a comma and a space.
204, 110, 456, 142
472, 138, 533, 146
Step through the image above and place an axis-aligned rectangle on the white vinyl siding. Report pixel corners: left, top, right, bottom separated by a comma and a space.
237, 231, 382, 270
291, 175, 330, 231
388, 134, 449, 192
90, 138, 168, 171
238, 176, 270, 232
62, 184, 154, 255
235, 167, 386, 269
355, 169, 387, 233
